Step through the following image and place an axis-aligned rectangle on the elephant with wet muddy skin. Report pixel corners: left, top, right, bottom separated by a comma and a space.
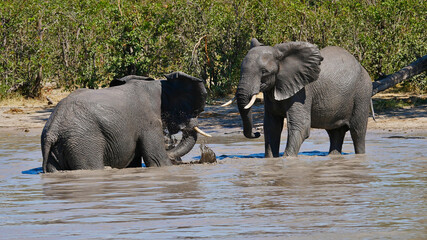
41, 72, 210, 172
231, 39, 373, 157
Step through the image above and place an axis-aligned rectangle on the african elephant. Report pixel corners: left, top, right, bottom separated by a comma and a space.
234, 38, 372, 157
41, 72, 209, 172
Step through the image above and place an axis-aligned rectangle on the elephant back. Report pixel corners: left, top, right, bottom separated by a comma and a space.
110, 75, 155, 87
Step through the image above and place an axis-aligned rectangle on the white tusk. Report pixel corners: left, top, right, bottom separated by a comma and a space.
244, 95, 257, 109
194, 127, 212, 137
220, 96, 236, 107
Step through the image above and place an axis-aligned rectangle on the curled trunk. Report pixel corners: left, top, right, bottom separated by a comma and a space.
167, 128, 198, 160
166, 118, 200, 159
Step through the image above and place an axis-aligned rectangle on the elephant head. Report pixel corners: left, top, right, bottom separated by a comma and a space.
160, 72, 208, 160
236, 38, 323, 138
110, 71, 208, 161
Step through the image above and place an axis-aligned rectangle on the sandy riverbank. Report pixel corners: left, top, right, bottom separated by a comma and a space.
0, 90, 426, 136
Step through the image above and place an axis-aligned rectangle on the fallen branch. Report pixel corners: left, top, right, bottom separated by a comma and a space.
372, 55, 427, 96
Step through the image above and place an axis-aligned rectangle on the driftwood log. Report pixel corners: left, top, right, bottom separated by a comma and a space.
372, 55, 427, 96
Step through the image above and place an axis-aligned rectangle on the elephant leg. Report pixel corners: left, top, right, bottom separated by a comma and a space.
284, 129, 307, 157
327, 126, 349, 155
349, 97, 370, 154
139, 129, 172, 167
126, 148, 142, 168
284, 119, 310, 157
349, 120, 368, 154
67, 139, 105, 170
264, 113, 284, 158
63, 132, 107, 170
283, 102, 311, 157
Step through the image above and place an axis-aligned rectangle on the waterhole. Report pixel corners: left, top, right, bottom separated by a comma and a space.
0, 129, 425, 239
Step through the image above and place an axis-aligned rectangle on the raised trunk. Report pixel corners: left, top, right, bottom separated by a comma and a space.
372, 55, 427, 96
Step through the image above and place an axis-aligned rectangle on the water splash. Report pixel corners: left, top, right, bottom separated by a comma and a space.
22, 151, 353, 174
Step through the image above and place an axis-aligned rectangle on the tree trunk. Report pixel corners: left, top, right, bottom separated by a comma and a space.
30, 66, 43, 98
372, 55, 427, 96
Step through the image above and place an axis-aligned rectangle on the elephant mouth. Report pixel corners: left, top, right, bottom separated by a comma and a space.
260, 74, 275, 92
220, 76, 263, 139
222, 75, 273, 108
165, 117, 211, 138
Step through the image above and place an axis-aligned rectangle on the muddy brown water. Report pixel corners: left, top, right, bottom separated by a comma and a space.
0, 129, 426, 239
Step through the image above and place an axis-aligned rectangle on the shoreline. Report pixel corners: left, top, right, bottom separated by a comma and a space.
1, 92, 426, 136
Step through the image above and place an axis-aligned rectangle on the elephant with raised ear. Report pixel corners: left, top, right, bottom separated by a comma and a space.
232, 38, 372, 157
41, 71, 210, 172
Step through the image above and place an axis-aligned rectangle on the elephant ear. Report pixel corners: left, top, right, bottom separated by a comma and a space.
109, 75, 155, 87
273, 42, 323, 100
250, 38, 264, 49
164, 71, 203, 83
162, 71, 207, 121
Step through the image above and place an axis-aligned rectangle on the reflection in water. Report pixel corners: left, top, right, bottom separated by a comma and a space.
24, 151, 344, 174
0, 131, 426, 239
41, 167, 203, 202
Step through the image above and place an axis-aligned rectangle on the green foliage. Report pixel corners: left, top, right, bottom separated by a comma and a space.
373, 96, 427, 111
1, 0, 426, 99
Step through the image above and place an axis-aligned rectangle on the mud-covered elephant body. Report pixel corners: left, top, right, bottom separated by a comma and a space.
42, 72, 207, 172
236, 39, 372, 157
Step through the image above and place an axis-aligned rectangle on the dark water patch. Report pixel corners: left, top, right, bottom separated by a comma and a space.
299, 151, 353, 156
195, 151, 353, 159
22, 167, 43, 175
193, 153, 266, 160
387, 135, 425, 139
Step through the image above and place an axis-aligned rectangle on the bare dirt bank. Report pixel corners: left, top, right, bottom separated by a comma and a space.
0, 91, 426, 136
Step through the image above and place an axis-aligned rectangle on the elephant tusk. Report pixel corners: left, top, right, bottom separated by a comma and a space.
244, 95, 257, 109
194, 127, 212, 137
220, 96, 236, 107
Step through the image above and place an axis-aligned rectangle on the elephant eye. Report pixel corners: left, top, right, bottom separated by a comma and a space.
261, 69, 269, 75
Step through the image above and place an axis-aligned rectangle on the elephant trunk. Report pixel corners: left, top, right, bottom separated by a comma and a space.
167, 118, 198, 159
167, 128, 198, 159
236, 83, 261, 139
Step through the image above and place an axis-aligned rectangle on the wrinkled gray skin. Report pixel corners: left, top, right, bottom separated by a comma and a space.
236, 39, 372, 157
42, 72, 207, 172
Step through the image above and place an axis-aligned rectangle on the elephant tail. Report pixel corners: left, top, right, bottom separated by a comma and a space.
370, 99, 376, 122
41, 130, 59, 173
41, 139, 51, 173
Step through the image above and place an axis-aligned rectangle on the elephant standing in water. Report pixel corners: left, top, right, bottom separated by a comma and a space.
42, 72, 210, 172
233, 38, 372, 157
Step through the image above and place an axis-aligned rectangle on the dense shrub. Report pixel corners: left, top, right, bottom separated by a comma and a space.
1, 0, 426, 99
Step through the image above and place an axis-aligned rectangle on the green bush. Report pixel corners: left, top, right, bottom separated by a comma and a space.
1, 0, 426, 99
